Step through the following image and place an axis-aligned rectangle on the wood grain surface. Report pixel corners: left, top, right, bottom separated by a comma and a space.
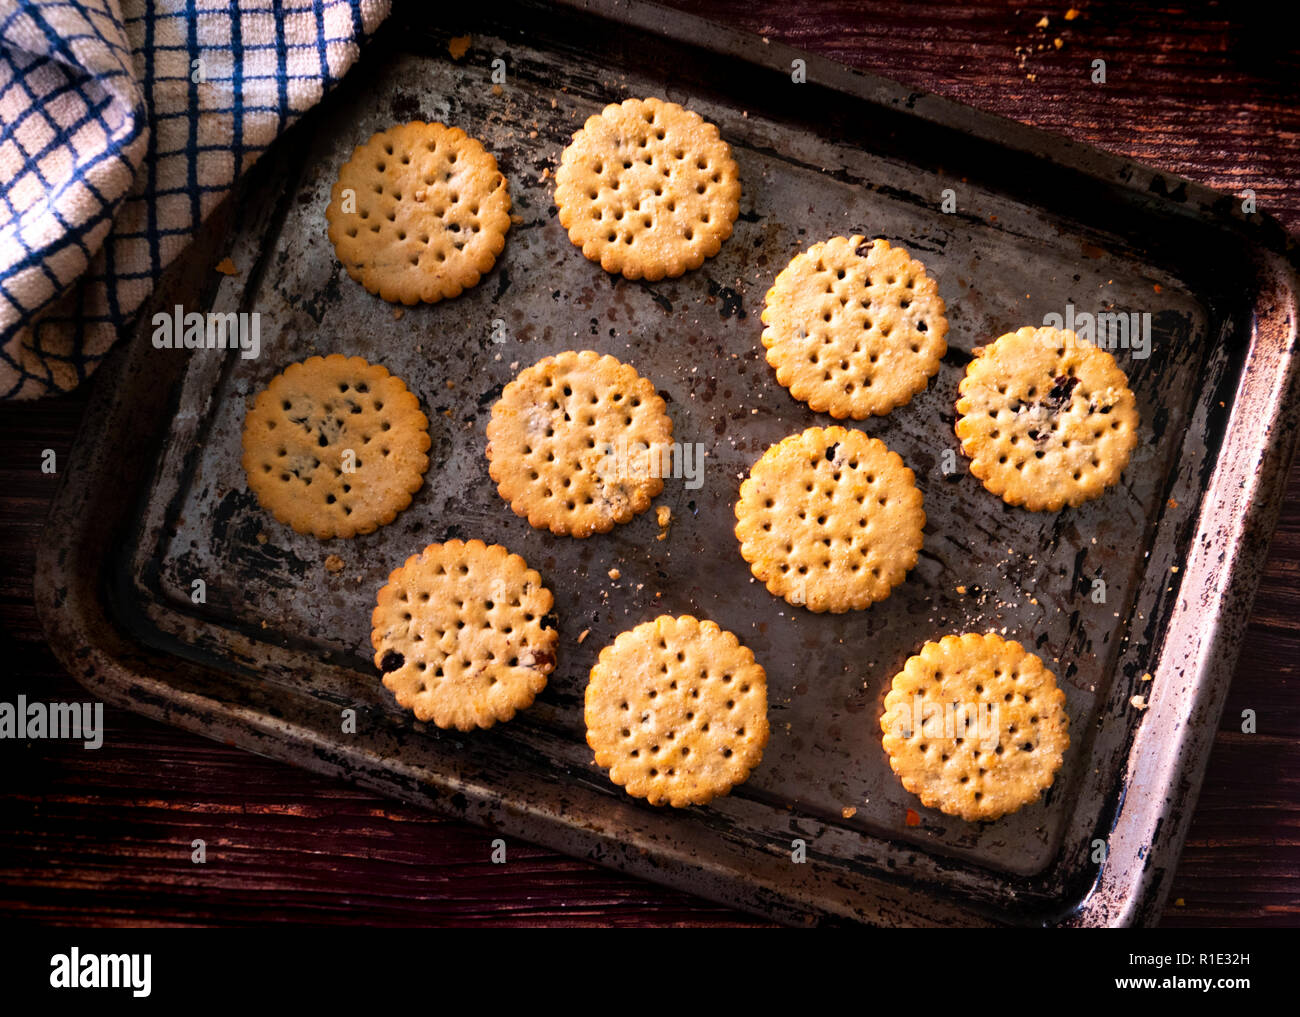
1, 0, 1296, 927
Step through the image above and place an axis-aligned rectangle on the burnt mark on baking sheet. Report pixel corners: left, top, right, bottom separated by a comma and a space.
706, 277, 746, 319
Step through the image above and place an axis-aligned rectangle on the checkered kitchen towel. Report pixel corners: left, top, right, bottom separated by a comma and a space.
0, 0, 390, 399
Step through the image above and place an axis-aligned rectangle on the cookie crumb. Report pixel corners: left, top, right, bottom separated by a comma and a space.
655, 504, 673, 540
841, 806, 857, 819
393, 308, 404, 321
1036, 15, 1049, 28
324, 554, 345, 574
578, 628, 590, 644
1130, 694, 1148, 710
608, 567, 621, 581
448, 35, 471, 60
215, 257, 239, 276
255, 531, 268, 545
1065, 7, 1080, 20
905, 808, 921, 827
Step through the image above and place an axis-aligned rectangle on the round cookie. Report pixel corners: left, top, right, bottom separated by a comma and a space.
585, 615, 769, 807
485, 350, 674, 537
241, 354, 431, 539
735, 426, 924, 613
326, 121, 511, 304
880, 633, 1070, 822
761, 236, 948, 418
554, 97, 740, 281
371, 540, 557, 731
955, 326, 1139, 511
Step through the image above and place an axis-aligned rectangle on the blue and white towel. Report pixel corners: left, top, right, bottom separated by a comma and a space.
0, 0, 390, 398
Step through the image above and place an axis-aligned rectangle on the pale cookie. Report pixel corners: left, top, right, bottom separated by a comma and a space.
326, 121, 511, 304
555, 97, 740, 280
585, 615, 769, 807
761, 236, 947, 418
371, 540, 557, 731
955, 326, 1139, 511
735, 426, 924, 613
241, 355, 430, 539
486, 350, 674, 537
880, 633, 1070, 822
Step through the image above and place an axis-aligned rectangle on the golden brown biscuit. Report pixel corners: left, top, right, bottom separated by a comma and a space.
485, 350, 674, 537
555, 97, 740, 280
880, 633, 1070, 822
761, 236, 948, 418
585, 615, 768, 806
326, 121, 511, 304
241, 355, 430, 539
735, 425, 924, 612
371, 540, 557, 730
955, 326, 1139, 511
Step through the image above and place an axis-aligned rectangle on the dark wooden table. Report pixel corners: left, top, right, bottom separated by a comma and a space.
1, 0, 1296, 927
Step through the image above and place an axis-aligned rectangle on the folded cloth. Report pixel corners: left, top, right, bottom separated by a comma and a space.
0, 0, 391, 399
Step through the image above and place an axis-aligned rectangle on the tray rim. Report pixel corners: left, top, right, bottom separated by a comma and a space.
34, 0, 1300, 927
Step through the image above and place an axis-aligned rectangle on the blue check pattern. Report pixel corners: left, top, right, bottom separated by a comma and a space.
0, 0, 390, 398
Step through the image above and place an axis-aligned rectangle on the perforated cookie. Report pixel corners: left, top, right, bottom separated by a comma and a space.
554, 97, 740, 281
371, 540, 557, 731
761, 236, 948, 418
485, 350, 674, 537
955, 326, 1139, 511
241, 355, 431, 539
326, 121, 511, 304
585, 615, 769, 807
880, 633, 1070, 822
734, 426, 924, 613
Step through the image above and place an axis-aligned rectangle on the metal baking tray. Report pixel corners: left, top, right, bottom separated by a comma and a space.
36, 0, 1300, 926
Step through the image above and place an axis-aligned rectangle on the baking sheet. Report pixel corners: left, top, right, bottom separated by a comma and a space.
40, 0, 1299, 925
